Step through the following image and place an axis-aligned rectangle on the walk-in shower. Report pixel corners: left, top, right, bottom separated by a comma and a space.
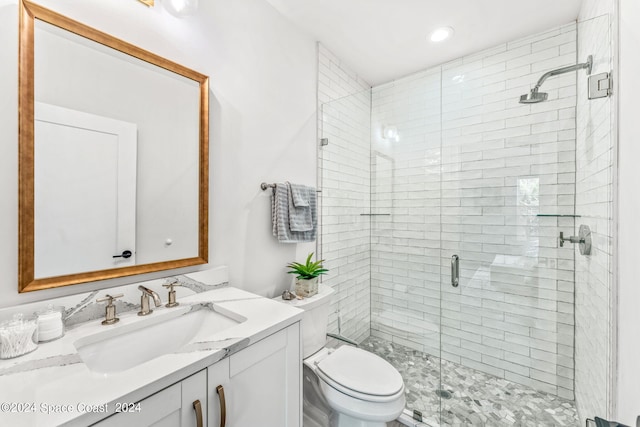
520, 55, 593, 103
318, 12, 614, 427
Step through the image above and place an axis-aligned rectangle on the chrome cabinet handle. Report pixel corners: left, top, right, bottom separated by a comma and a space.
193, 399, 203, 427
216, 385, 226, 427
451, 255, 459, 288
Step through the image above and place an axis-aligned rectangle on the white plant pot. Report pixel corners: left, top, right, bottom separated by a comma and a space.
295, 277, 319, 298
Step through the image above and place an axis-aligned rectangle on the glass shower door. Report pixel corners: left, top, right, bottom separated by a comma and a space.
438, 30, 578, 425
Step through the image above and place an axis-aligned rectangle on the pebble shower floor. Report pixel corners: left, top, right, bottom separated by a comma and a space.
357, 336, 579, 427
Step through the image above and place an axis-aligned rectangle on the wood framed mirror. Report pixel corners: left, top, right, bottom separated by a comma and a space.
18, 0, 209, 292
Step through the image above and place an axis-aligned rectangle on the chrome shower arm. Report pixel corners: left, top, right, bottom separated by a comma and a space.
533, 55, 593, 91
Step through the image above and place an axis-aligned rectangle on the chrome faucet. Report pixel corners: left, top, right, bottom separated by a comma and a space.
138, 285, 162, 316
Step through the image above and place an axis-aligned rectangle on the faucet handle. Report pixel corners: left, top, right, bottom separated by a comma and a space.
96, 294, 123, 325
96, 293, 124, 304
162, 279, 182, 290
163, 280, 182, 308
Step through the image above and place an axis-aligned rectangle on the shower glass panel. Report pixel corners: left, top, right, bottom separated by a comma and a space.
320, 76, 446, 426
574, 13, 614, 422
318, 89, 374, 346
369, 69, 444, 426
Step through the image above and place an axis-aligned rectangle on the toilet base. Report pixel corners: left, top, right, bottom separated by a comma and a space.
331, 412, 386, 427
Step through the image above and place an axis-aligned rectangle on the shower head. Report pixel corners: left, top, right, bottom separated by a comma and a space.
519, 89, 548, 104
518, 55, 593, 104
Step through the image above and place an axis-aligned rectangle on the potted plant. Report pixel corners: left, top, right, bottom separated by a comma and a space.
286, 253, 328, 297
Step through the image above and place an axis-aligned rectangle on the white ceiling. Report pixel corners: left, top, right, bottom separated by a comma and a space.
266, 0, 584, 86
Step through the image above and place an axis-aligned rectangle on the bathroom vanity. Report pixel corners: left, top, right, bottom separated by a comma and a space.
0, 287, 303, 427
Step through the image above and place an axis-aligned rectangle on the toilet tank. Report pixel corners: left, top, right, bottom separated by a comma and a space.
273, 284, 334, 358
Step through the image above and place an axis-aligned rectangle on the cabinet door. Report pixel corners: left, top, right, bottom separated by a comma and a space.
92, 370, 207, 427
92, 383, 181, 427
207, 357, 230, 427
207, 323, 301, 427
181, 369, 208, 427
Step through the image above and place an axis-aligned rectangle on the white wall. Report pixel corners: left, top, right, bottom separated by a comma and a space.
617, 0, 640, 423
0, 0, 317, 307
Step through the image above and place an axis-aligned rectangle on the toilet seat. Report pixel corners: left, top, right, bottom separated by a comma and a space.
315, 346, 404, 403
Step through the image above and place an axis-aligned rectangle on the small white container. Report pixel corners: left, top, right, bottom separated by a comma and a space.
0, 314, 38, 359
35, 305, 65, 343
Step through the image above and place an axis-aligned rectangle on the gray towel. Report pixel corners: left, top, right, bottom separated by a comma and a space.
287, 182, 313, 231
289, 183, 310, 207
271, 183, 317, 243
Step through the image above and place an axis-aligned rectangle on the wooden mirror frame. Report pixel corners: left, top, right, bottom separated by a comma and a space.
18, 0, 209, 292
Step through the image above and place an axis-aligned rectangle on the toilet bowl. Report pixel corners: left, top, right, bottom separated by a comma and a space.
306, 346, 405, 427
274, 284, 406, 427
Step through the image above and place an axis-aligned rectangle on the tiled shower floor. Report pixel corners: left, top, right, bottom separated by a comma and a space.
360, 336, 580, 427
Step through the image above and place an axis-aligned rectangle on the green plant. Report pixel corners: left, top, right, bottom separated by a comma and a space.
286, 253, 328, 280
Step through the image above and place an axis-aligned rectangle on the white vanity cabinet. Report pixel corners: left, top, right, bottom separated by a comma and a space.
93, 369, 207, 427
207, 323, 301, 427
92, 323, 301, 427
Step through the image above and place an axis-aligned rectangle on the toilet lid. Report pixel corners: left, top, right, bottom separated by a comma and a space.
316, 346, 404, 397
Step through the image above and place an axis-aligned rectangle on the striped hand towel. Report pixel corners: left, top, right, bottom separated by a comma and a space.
271, 183, 317, 243
287, 182, 313, 232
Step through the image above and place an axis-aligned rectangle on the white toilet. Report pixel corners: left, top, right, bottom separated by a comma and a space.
276, 284, 406, 427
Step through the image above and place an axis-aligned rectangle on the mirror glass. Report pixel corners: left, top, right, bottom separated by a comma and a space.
19, 1, 209, 292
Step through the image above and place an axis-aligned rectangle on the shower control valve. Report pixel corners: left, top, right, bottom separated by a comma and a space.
558, 232, 582, 247
559, 225, 592, 255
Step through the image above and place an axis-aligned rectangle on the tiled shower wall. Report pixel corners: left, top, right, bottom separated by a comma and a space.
371, 23, 578, 399
575, 4, 615, 422
317, 45, 372, 343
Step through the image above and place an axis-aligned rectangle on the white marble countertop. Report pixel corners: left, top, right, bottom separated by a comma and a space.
0, 286, 303, 427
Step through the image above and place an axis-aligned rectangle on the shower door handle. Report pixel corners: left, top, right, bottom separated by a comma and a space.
451, 255, 459, 288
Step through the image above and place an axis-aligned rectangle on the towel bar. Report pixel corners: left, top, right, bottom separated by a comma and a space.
261, 182, 321, 192
260, 182, 276, 191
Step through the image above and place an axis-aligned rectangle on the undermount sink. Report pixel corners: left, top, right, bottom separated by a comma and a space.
74, 305, 243, 375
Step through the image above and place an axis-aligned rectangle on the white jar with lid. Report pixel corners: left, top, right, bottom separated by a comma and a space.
35, 305, 65, 343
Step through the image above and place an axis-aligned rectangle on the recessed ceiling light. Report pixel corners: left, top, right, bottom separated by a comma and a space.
430, 27, 454, 43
